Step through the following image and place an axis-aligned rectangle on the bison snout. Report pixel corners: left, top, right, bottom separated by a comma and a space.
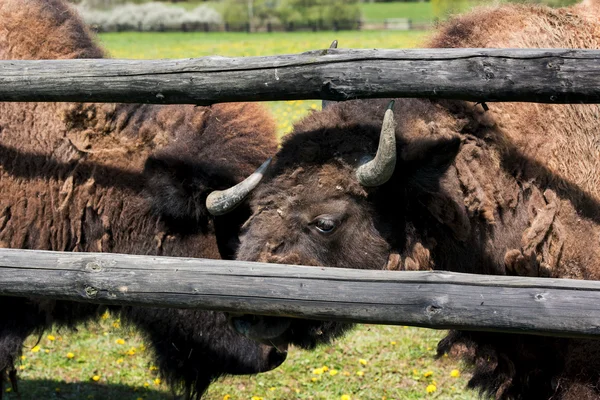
261, 342, 288, 372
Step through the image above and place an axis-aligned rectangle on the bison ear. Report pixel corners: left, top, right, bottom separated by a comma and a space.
400, 136, 461, 193
143, 155, 209, 222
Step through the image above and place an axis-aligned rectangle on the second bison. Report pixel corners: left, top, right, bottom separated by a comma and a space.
0, 0, 284, 398
218, 1, 600, 399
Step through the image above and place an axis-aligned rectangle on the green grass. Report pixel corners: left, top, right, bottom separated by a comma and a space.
6, 315, 476, 400
360, 2, 435, 22
6, 29, 478, 400
98, 30, 430, 59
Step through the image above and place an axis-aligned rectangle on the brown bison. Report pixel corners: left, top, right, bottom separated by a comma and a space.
219, 1, 600, 399
0, 0, 285, 398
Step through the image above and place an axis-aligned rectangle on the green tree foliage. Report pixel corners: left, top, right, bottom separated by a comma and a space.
223, 0, 360, 30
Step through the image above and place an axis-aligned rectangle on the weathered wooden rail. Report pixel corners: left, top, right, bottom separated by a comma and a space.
1, 248, 600, 339
1, 48, 600, 104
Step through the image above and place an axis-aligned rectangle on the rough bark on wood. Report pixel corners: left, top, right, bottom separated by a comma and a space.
1, 248, 600, 338
0, 48, 599, 104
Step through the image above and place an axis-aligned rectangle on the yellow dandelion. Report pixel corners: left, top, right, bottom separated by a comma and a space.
101, 311, 109, 320
359, 359, 367, 366
112, 322, 120, 329
390, 341, 397, 345
47, 335, 56, 341
66, 352, 75, 359
322, 366, 329, 372
143, 382, 150, 388
269, 386, 276, 391
423, 370, 433, 378
139, 344, 146, 351
222, 396, 231, 400
356, 371, 364, 377
116, 358, 123, 364
149, 365, 159, 371
311, 377, 319, 382
44, 349, 50, 354
153, 378, 161, 385
341, 395, 351, 400
310, 104, 318, 110
126, 348, 136, 356
20, 355, 26, 361
18, 365, 26, 371
426, 384, 437, 394
329, 369, 339, 376
450, 369, 461, 378
251, 397, 263, 400
312, 367, 324, 375
92, 375, 100, 382
342, 370, 351, 376
30, 345, 40, 353
115, 339, 125, 345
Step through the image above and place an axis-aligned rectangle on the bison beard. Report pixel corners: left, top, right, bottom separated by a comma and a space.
226, 1, 600, 399
0, 0, 285, 398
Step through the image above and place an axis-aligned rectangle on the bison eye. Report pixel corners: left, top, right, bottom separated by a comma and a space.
314, 217, 337, 234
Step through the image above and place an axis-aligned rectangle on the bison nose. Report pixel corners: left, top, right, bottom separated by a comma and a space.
261, 342, 288, 372
229, 314, 292, 342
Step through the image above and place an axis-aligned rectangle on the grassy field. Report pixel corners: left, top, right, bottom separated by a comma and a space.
9, 314, 475, 400
6, 30, 478, 400
99, 31, 430, 58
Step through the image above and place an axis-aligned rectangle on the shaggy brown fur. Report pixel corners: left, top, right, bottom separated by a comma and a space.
0, 0, 282, 398
232, 1, 600, 399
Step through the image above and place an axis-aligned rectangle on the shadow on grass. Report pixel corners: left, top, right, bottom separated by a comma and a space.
3, 378, 171, 400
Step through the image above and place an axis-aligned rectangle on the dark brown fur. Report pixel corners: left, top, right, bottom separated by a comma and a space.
234, 1, 600, 399
0, 0, 283, 398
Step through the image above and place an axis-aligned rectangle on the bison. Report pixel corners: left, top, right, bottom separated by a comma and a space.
214, 1, 600, 399
0, 0, 286, 398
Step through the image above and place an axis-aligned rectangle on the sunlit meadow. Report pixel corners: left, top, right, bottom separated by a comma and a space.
5, 29, 478, 400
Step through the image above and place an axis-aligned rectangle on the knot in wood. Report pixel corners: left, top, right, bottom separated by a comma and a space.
86, 261, 102, 272
426, 304, 442, 315
85, 286, 99, 298
534, 293, 547, 301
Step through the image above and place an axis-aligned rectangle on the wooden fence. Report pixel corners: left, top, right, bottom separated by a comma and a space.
1, 47, 600, 338
1, 48, 599, 105
1, 248, 600, 339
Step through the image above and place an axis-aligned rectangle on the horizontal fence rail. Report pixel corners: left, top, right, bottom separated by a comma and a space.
1, 248, 600, 338
1, 48, 600, 105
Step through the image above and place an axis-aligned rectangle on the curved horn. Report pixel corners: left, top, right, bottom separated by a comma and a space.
356, 101, 397, 187
206, 158, 271, 216
322, 40, 338, 110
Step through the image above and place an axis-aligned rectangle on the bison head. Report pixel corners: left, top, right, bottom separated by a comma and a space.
209, 99, 462, 349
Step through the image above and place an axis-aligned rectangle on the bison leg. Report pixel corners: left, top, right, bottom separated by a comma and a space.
0, 298, 45, 399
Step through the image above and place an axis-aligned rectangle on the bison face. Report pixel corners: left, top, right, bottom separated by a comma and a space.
214, 99, 462, 349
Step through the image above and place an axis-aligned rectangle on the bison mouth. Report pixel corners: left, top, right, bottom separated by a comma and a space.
229, 314, 352, 351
